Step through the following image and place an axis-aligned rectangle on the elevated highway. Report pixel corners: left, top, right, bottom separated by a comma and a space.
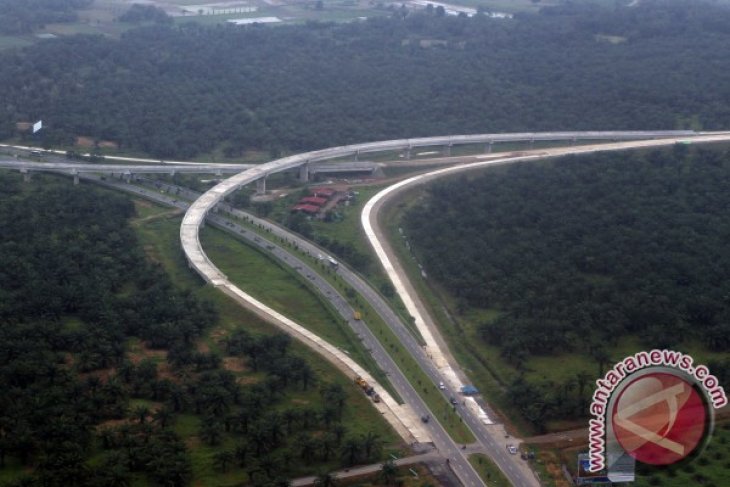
0, 159, 253, 175
0, 157, 377, 183
180, 130, 729, 487
180, 130, 702, 286
9, 130, 725, 485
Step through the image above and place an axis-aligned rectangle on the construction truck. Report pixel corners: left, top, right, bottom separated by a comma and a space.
354, 376, 380, 402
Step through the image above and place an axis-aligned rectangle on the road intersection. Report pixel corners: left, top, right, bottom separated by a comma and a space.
8, 130, 730, 486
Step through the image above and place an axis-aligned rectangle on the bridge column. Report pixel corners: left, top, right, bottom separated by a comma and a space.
485, 141, 493, 153
529, 138, 535, 149
298, 163, 310, 183
446, 143, 452, 156
256, 176, 267, 195
20, 169, 31, 182
405, 146, 411, 160
123, 172, 132, 183
72, 171, 80, 185
354, 150, 360, 161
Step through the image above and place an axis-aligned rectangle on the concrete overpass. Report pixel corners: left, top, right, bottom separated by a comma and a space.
180, 130, 703, 286
0, 159, 255, 183
0, 156, 377, 186
179, 130, 727, 487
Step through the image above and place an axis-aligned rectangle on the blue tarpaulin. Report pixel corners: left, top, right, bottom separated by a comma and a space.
461, 385, 479, 395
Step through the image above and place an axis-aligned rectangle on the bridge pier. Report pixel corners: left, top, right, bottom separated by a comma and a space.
123, 172, 132, 183
529, 138, 535, 149
405, 146, 411, 160
354, 150, 360, 161
256, 176, 267, 195
73, 174, 79, 185
485, 141, 493, 154
299, 163, 310, 183
445, 143, 452, 156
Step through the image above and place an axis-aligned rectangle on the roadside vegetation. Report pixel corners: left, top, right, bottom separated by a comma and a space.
400, 145, 730, 433
468, 454, 511, 487
0, 173, 400, 486
199, 224, 397, 398
200, 202, 475, 443
381, 145, 730, 485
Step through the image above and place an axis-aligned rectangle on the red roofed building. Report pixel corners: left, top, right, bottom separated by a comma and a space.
300, 196, 328, 206
310, 187, 336, 198
291, 204, 320, 214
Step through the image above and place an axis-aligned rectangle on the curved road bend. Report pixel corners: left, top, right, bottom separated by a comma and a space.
362, 133, 730, 485
23, 131, 728, 487
180, 132, 700, 487
75, 173, 486, 486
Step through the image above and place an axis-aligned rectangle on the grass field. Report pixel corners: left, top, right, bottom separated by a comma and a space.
447, 0, 555, 13
204, 204, 479, 441
469, 453, 512, 487
228, 209, 477, 443
199, 224, 395, 391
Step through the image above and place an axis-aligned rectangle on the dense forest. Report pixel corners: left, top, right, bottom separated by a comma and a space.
0, 0, 92, 35
403, 145, 730, 425
2, 0, 730, 158
0, 174, 385, 486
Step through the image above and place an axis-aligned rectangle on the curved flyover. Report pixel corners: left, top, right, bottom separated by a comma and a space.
362, 132, 730, 377
180, 130, 697, 283
179, 130, 704, 445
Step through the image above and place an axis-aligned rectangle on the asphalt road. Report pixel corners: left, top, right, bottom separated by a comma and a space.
23, 131, 730, 487
142, 179, 489, 486
79, 174, 486, 487
137, 178, 536, 486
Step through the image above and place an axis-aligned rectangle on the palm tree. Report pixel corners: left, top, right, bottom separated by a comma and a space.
234, 442, 249, 468
199, 419, 223, 446
320, 383, 347, 417
152, 407, 173, 430
249, 424, 271, 457
86, 376, 102, 394
297, 433, 316, 463
131, 405, 150, 424
97, 428, 116, 449
340, 437, 361, 467
379, 459, 398, 486
314, 471, 339, 487
264, 413, 284, 447
331, 424, 346, 445
213, 450, 234, 473
282, 409, 297, 435
299, 364, 315, 390
360, 431, 381, 460
320, 433, 337, 461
